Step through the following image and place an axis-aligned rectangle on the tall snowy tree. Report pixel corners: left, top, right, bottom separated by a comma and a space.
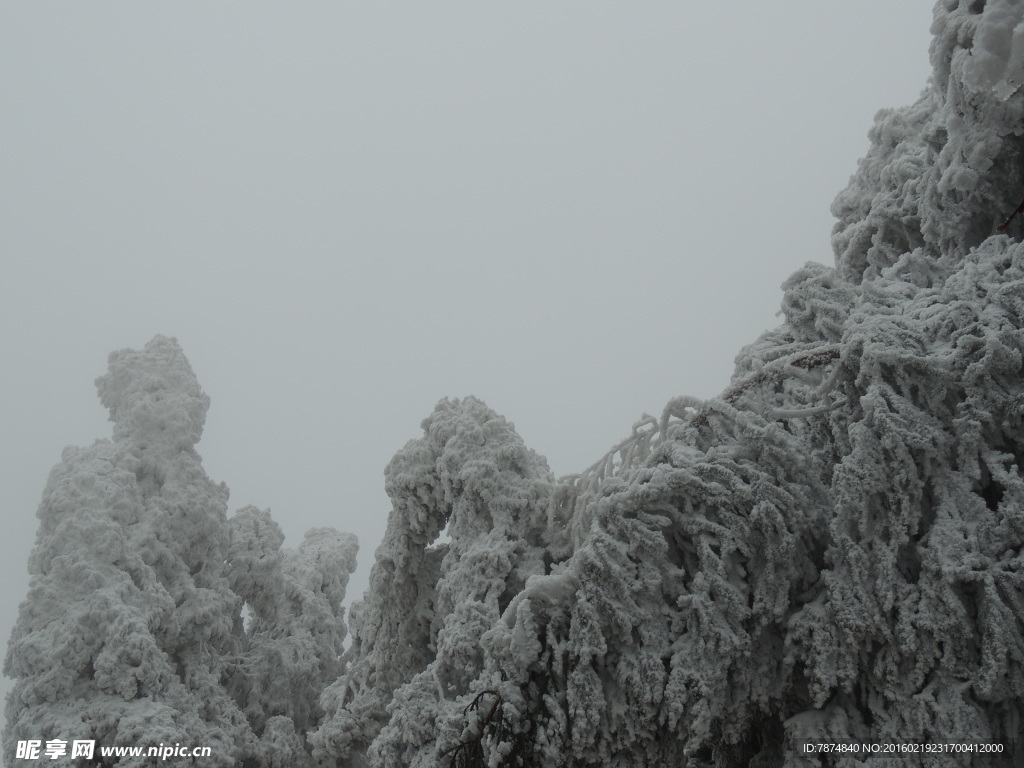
4, 336, 254, 766
4, 336, 357, 767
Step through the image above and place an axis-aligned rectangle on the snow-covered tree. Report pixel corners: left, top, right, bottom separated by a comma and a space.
315, 3, 1024, 766
4, 336, 357, 767
227, 507, 358, 767
4, 336, 254, 766
310, 397, 554, 767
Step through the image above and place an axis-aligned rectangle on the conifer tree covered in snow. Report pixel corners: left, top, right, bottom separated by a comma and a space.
3, 336, 357, 767
7, 2, 1024, 766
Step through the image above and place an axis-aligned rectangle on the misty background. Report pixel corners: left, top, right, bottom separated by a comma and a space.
0, 2, 933, 723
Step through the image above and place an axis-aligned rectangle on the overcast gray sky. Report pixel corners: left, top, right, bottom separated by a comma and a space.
0, 2, 934, 721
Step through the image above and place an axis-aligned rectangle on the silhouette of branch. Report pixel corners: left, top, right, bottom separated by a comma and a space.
442, 690, 533, 768
997, 194, 1024, 231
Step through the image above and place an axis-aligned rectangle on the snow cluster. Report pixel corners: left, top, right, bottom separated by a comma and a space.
7, 1, 1024, 766
961, 0, 1024, 100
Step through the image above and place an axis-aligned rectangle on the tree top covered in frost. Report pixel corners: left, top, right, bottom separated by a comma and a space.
97, 334, 211, 451
833, 0, 1024, 281
7, 2, 1024, 766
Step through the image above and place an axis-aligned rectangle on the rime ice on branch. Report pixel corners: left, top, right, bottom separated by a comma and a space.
3, 336, 357, 768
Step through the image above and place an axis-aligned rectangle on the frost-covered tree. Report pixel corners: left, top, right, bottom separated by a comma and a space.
311, 2, 1024, 766
228, 507, 357, 764
4, 336, 357, 767
310, 397, 554, 767
4, 336, 253, 767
